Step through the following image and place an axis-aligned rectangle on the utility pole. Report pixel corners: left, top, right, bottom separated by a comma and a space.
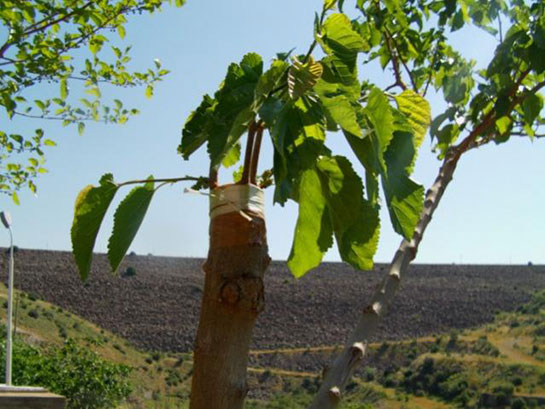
0, 211, 13, 385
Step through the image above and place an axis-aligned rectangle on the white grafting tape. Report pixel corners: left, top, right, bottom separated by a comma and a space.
209, 184, 264, 221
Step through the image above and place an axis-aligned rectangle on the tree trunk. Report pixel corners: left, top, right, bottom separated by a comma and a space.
190, 184, 269, 409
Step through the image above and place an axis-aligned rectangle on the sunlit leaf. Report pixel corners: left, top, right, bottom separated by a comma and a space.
288, 168, 332, 277
71, 174, 118, 280
108, 178, 155, 273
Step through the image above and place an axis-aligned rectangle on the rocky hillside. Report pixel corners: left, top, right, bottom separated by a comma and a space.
0, 249, 543, 352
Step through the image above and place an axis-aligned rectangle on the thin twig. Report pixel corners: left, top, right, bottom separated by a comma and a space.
388, 29, 418, 92
117, 176, 203, 188
13, 111, 104, 122
382, 29, 407, 91
22, 2, 94, 38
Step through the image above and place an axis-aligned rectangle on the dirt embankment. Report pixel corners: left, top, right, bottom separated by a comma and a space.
1, 249, 543, 352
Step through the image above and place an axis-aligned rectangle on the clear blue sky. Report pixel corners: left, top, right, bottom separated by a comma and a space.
1, 0, 544, 266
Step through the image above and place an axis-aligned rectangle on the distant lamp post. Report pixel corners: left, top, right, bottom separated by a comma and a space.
1, 211, 14, 386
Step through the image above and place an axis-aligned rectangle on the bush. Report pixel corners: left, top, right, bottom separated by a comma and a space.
27, 309, 39, 319
122, 266, 136, 277
512, 398, 527, 409
0, 338, 131, 409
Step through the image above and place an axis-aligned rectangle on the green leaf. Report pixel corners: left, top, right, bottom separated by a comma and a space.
324, 0, 337, 11
254, 60, 289, 110
86, 86, 101, 98
287, 56, 323, 100
382, 131, 424, 239
117, 25, 126, 39
205, 53, 263, 168
12, 192, 20, 206
395, 90, 431, 148
364, 87, 395, 172
209, 107, 255, 169
145, 85, 153, 99
179, 94, 215, 159
71, 174, 119, 280
78, 122, 85, 136
319, 13, 366, 74
270, 99, 325, 204
287, 168, 333, 277
320, 94, 361, 137
107, 178, 155, 273
522, 93, 543, 125
60, 78, 68, 100
495, 116, 511, 135
317, 156, 379, 270
222, 141, 241, 168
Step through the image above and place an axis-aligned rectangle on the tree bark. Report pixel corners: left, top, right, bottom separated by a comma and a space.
190, 184, 270, 409
309, 149, 460, 409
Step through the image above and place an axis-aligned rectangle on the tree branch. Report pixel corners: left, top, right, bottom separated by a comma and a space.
388, 30, 418, 92
240, 121, 257, 184
308, 72, 541, 409
117, 176, 204, 188
382, 29, 407, 91
250, 124, 264, 184
21, 1, 94, 38
13, 111, 103, 122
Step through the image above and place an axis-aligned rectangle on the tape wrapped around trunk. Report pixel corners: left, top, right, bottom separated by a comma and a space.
210, 184, 264, 220
208, 184, 266, 249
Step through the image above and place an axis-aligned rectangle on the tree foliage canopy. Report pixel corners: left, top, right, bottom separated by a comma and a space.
0, 0, 184, 201
72, 0, 544, 280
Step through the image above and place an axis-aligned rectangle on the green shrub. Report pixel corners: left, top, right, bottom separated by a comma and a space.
122, 266, 136, 277
0, 338, 131, 409
512, 398, 527, 409
518, 291, 545, 315
27, 309, 39, 319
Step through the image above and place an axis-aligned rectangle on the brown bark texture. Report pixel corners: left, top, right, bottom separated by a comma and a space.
190, 185, 270, 409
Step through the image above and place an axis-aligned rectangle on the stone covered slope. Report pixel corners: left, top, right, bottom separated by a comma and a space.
0, 249, 543, 352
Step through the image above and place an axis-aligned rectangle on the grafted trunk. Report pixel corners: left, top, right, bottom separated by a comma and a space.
190, 185, 269, 409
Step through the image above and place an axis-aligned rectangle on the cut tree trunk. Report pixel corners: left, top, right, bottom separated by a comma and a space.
190, 184, 270, 409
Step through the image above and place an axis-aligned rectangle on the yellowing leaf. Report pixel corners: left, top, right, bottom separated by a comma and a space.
395, 90, 431, 148
287, 56, 323, 100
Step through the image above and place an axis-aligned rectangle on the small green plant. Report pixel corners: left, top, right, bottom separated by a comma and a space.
122, 266, 136, 277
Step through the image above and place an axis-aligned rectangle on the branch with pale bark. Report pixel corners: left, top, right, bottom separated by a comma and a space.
308, 75, 542, 409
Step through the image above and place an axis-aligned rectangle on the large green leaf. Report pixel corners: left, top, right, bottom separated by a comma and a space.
364, 87, 395, 172
320, 95, 361, 137
319, 13, 366, 74
351, 87, 424, 239
382, 131, 424, 239
108, 178, 155, 273
317, 156, 379, 271
287, 168, 333, 277
178, 94, 215, 159
207, 53, 262, 168
271, 98, 326, 204
395, 90, 431, 148
71, 174, 118, 280
180, 53, 263, 168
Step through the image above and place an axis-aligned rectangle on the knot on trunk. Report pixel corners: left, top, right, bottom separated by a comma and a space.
219, 276, 264, 314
